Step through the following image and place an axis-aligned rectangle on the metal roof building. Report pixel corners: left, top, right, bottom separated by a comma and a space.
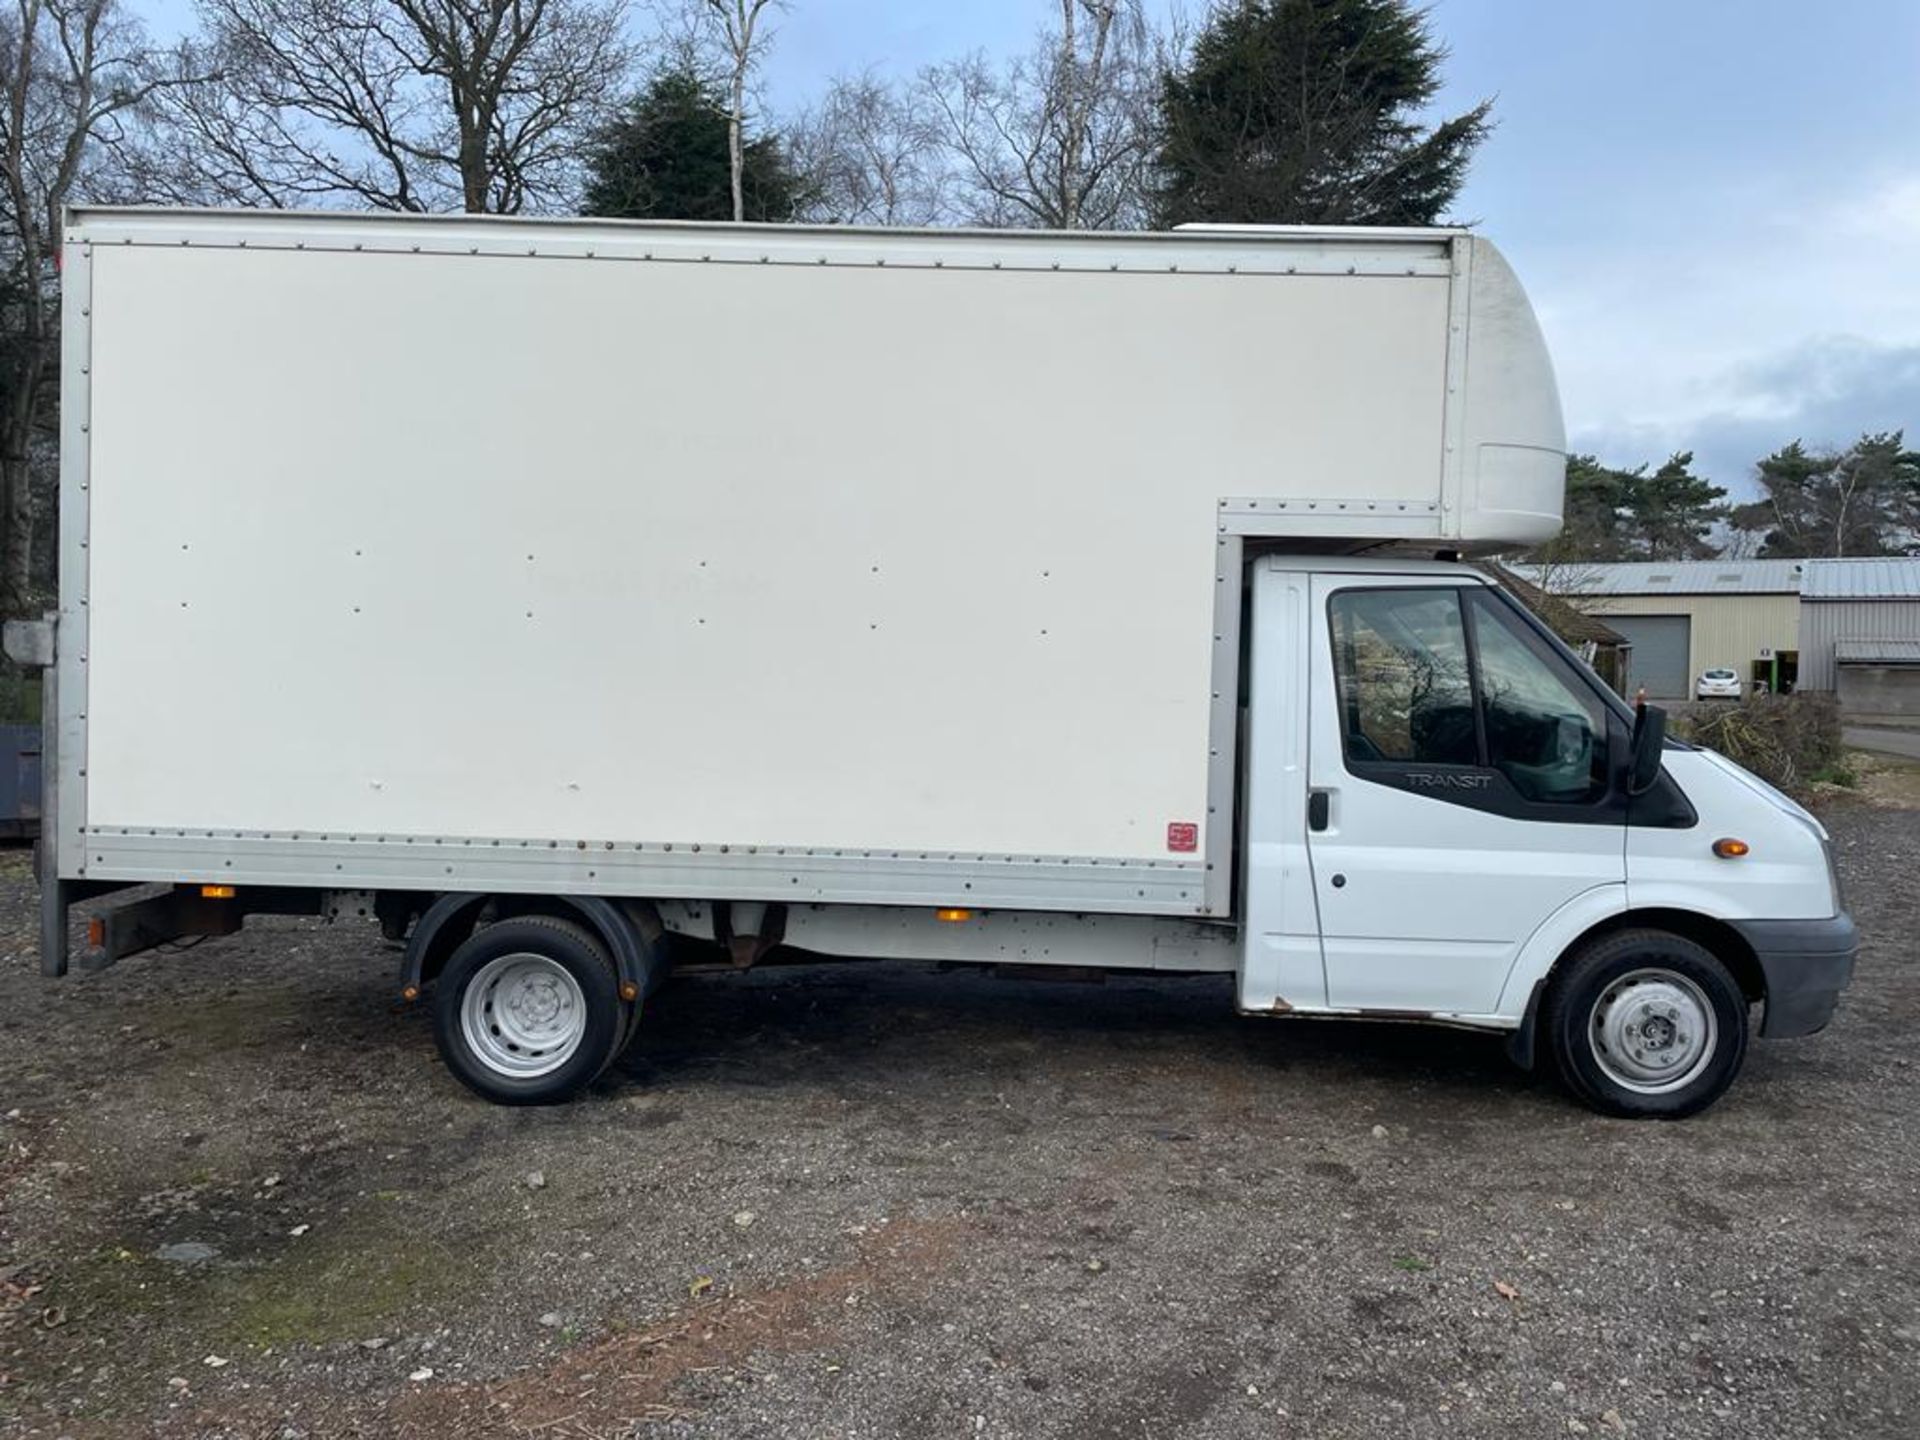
1479, 562, 1632, 692
1521, 557, 1920, 707
1834, 638, 1920, 664
1800, 556, 1920, 600
1800, 558, 1920, 709
1542, 560, 1807, 598
1521, 560, 1805, 699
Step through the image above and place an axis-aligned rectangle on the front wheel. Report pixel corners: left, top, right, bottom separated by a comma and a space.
1543, 928, 1750, 1118
432, 916, 626, 1105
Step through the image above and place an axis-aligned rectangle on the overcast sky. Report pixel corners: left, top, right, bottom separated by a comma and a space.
138, 0, 1918, 499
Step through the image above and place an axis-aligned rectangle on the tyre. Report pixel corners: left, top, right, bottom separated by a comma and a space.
432, 915, 625, 1105
1543, 928, 1750, 1119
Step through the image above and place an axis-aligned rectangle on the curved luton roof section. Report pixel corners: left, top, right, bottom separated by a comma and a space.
1179, 224, 1566, 546
1453, 235, 1567, 546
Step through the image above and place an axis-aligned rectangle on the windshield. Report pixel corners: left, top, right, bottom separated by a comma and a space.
1468, 592, 1610, 802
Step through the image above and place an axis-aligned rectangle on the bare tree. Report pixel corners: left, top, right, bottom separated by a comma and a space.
1718, 526, 1764, 562
0, 0, 187, 614
789, 70, 947, 226
1526, 554, 1602, 604
922, 0, 1165, 230
145, 0, 636, 213
700, 0, 775, 223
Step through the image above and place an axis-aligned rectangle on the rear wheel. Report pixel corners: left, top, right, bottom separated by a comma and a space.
1544, 928, 1749, 1118
432, 916, 625, 1105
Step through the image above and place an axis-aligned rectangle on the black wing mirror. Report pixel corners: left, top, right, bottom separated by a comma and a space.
1628, 695, 1668, 796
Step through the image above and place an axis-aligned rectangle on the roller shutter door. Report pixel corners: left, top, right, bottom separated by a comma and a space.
1611, 615, 1692, 698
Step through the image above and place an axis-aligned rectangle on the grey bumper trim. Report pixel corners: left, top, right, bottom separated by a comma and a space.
1731, 913, 1858, 1039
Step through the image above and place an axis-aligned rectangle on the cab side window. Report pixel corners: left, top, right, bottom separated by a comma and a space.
1329, 589, 1477, 767
1467, 592, 1609, 803
1330, 586, 1614, 810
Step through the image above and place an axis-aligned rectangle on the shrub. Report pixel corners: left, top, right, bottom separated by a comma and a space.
1809, 763, 1860, 789
1667, 693, 1842, 798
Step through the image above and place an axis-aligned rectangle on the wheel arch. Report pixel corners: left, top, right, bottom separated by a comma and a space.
1500, 893, 1764, 1071
1568, 909, 1764, 1003
400, 893, 665, 1004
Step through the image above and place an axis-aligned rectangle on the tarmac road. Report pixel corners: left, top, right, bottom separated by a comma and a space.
1844, 725, 1920, 761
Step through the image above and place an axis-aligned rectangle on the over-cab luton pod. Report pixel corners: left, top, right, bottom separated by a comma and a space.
10, 208, 1856, 1116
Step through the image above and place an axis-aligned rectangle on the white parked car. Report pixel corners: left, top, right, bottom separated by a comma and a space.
1696, 668, 1744, 699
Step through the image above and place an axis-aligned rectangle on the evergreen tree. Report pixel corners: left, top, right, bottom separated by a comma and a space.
1731, 434, 1920, 558
1528, 452, 1729, 568
582, 69, 804, 222
1625, 451, 1727, 560
1543, 454, 1634, 564
1153, 0, 1493, 227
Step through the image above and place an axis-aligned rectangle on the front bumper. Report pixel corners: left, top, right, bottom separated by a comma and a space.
1731, 913, 1859, 1038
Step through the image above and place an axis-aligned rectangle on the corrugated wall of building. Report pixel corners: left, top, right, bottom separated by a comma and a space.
1801, 601, 1920, 690
1583, 594, 1802, 687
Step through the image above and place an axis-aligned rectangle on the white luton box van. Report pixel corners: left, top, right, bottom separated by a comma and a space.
12, 207, 1855, 1117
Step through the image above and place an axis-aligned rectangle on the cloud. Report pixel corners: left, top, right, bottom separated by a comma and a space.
1570, 336, 1920, 497
1842, 172, 1920, 238
1516, 156, 1920, 490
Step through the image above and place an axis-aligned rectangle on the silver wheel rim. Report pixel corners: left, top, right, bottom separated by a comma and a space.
459, 952, 587, 1079
1588, 967, 1718, 1095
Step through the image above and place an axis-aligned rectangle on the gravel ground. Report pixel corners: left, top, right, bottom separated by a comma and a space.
1, 795, 1917, 1440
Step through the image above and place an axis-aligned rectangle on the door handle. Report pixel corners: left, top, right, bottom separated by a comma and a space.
1308, 790, 1330, 832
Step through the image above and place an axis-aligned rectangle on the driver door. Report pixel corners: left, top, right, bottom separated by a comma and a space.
1305, 576, 1628, 1016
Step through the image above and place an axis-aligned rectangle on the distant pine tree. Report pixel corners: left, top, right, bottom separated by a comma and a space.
1154, 0, 1492, 227
1526, 453, 1728, 566
1551, 455, 1637, 563
1627, 452, 1728, 560
582, 69, 804, 222
1732, 434, 1920, 557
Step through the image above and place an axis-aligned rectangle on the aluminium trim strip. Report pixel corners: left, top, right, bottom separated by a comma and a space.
81, 832, 1208, 915
65, 210, 1458, 281
1218, 497, 1439, 516
76, 204, 1467, 242
56, 236, 92, 880
1216, 496, 1442, 538
1202, 533, 1243, 917
1437, 235, 1475, 528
